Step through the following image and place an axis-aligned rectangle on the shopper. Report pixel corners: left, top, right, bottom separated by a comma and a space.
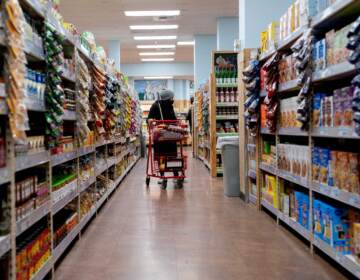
186, 97, 194, 133
147, 89, 182, 189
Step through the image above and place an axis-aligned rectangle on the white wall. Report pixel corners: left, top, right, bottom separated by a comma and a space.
217, 17, 239, 51
121, 62, 193, 77
239, 0, 294, 49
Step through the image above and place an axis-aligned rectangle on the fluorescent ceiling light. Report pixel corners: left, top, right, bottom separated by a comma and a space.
141, 58, 175, 62
134, 35, 177, 40
139, 52, 175, 56
144, 76, 174, 80
130, 25, 178, 30
125, 10, 181, 17
177, 41, 194, 46
137, 44, 176, 49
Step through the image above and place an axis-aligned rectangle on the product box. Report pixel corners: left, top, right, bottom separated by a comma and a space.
318, 39, 327, 70
282, 193, 290, 216
319, 148, 330, 185
312, 93, 324, 127
313, 199, 324, 239
312, 147, 320, 182
328, 205, 350, 255
353, 223, 360, 262
349, 210, 360, 255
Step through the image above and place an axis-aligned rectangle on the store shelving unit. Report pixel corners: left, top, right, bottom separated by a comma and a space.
209, 51, 239, 177
238, 49, 260, 204
195, 84, 211, 171
248, 0, 360, 278
0, 1, 142, 280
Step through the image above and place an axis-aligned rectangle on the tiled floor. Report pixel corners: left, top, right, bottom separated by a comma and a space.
56, 153, 346, 280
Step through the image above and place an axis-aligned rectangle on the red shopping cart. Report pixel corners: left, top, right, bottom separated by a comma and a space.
146, 120, 188, 189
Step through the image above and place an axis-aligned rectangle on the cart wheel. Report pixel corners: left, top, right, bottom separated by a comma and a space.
146, 177, 150, 187
161, 179, 167, 190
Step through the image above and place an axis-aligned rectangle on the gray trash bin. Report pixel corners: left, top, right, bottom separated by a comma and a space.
218, 137, 240, 197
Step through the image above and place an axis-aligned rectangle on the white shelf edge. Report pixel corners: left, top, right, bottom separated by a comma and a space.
0, 168, 10, 185
52, 180, 78, 214
53, 223, 80, 263
31, 257, 52, 280
16, 150, 50, 172
278, 212, 311, 240
313, 236, 360, 278
312, 182, 360, 210
249, 194, 257, 204
277, 170, 309, 189
313, 61, 355, 82
51, 150, 78, 167
79, 176, 95, 193
261, 199, 278, 216
0, 235, 10, 258
16, 200, 51, 236
312, 127, 360, 139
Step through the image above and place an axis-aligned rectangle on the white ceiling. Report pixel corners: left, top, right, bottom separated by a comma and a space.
59, 0, 238, 64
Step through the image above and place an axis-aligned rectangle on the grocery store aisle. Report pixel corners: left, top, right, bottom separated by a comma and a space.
56, 153, 345, 280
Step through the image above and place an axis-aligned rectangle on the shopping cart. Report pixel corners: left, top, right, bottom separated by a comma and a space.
146, 120, 188, 189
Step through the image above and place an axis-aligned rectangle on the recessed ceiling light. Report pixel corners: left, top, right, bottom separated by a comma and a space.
125, 10, 181, 17
177, 41, 194, 46
137, 44, 176, 49
130, 25, 179, 30
134, 35, 177, 41
141, 58, 175, 62
144, 76, 174, 80
139, 52, 175, 56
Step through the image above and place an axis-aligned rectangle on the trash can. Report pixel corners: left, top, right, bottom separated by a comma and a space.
217, 137, 240, 197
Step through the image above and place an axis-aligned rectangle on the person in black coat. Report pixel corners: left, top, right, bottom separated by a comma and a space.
148, 89, 182, 188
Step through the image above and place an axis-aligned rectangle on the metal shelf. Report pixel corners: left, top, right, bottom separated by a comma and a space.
277, 27, 306, 51
312, 127, 360, 139
31, 257, 52, 280
311, 0, 360, 29
216, 132, 238, 137
95, 162, 108, 176
216, 115, 238, 120
96, 193, 108, 209
246, 144, 256, 152
261, 199, 278, 216
62, 110, 77, 121
313, 236, 360, 278
248, 169, 256, 180
249, 194, 257, 204
61, 69, 76, 83
24, 39, 45, 61
0, 168, 10, 185
0, 235, 10, 258
78, 146, 95, 157
260, 128, 275, 135
216, 102, 238, 107
278, 79, 300, 93
278, 128, 308, 137
259, 47, 276, 62
53, 224, 80, 263
259, 163, 277, 176
277, 170, 309, 189
313, 61, 355, 82
52, 180, 78, 214
79, 176, 95, 193
107, 157, 116, 167
78, 206, 96, 233
21, 0, 46, 18
278, 212, 310, 240
51, 150, 77, 167
312, 182, 360, 210
25, 98, 46, 112
16, 150, 50, 172
16, 200, 51, 236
